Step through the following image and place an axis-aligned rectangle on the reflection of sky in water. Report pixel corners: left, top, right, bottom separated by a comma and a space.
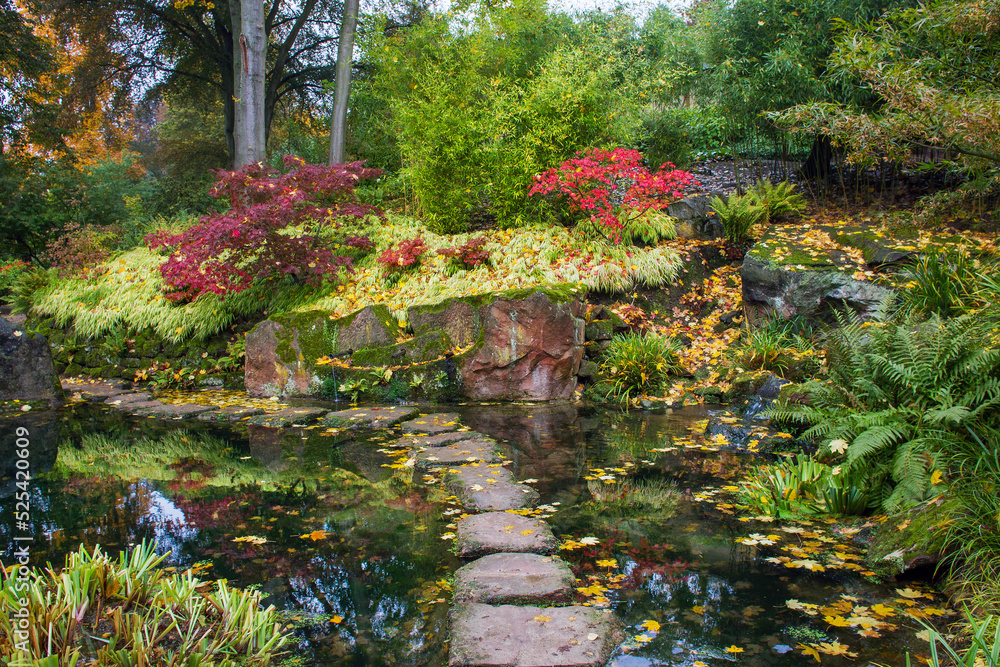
135, 480, 198, 554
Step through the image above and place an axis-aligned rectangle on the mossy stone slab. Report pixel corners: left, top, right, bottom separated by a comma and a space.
449, 603, 621, 667
246, 407, 328, 427
401, 413, 462, 434
198, 406, 266, 422
453, 553, 573, 605
414, 439, 499, 467
446, 464, 539, 511
456, 512, 558, 558
321, 405, 419, 429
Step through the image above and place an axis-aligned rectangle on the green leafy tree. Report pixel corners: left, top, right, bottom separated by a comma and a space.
702, 0, 915, 175
370, 0, 642, 230
772, 0, 1000, 201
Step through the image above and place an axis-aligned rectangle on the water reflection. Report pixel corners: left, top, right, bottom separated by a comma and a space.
0, 400, 942, 666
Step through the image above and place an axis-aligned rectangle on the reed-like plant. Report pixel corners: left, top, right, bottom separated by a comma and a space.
595, 333, 684, 404
0, 542, 290, 666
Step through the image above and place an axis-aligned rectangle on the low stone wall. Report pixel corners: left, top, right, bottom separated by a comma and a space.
29, 319, 246, 388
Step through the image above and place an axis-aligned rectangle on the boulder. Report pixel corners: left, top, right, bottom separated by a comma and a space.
458, 289, 585, 401
0, 319, 63, 402
244, 305, 400, 397
741, 226, 894, 327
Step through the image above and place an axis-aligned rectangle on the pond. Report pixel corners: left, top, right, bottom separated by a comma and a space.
1, 398, 947, 666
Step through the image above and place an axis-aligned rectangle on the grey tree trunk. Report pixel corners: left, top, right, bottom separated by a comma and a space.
228, 0, 242, 167
328, 0, 359, 165
236, 0, 266, 167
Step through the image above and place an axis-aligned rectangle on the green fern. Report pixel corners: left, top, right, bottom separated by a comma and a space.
748, 179, 807, 222
709, 192, 766, 244
767, 312, 1000, 511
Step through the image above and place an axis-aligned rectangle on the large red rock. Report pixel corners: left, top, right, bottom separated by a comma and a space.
458, 291, 585, 402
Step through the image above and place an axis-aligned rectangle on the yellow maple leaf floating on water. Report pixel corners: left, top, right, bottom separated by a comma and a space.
300, 529, 328, 541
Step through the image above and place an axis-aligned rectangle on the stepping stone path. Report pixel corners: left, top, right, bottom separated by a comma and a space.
322, 405, 419, 429
421, 412, 621, 667
56, 389, 620, 663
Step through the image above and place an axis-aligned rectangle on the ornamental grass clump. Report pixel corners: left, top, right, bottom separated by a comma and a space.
596, 332, 684, 404
0, 541, 289, 666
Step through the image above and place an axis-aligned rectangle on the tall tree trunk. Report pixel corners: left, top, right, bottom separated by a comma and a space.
235, 0, 266, 167
228, 0, 242, 167
328, 0, 359, 165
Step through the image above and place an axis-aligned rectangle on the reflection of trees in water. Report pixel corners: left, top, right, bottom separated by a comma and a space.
1, 477, 166, 566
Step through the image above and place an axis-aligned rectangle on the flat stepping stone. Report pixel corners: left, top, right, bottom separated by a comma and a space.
65, 382, 130, 401
137, 403, 217, 420
447, 465, 539, 511
125, 400, 167, 414
456, 513, 558, 558
415, 439, 499, 467
105, 392, 152, 406
453, 553, 573, 605
401, 413, 462, 434
322, 405, 419, 429
449, 603, 621, 667
198, 406, 266, 422
246, 407, 327, 428
403, 431, 484, 447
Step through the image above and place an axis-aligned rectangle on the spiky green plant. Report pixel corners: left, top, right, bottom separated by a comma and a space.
742, 454, 869, 517
748, 179, 806, 222
767, 311, 1000, 511
897, 250, 984, 318
709, 191, 766, 244
907, 607, 1000, 667
595, 333, 684, 404
0, 542, 289, 666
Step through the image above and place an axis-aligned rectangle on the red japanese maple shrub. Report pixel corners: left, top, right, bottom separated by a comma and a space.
146, 156, 383, 301
437, 236, 490, 271
377, 237, 427, 272
529, 148, 697, 242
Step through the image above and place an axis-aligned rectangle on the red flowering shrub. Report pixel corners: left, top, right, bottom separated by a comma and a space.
146, 156, 383, 301
437, 236, 490, 270
529, 148, 697, 242
377, 237, 427, 272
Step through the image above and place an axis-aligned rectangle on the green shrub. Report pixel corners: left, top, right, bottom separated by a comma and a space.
768, 312, 1000, 511
595, 333, 684, 404
637, 106, 730, 168
709, 191, 766, 244
0, 260, 30, 303
0, 541, 289, 666
372, 0, 641, 231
